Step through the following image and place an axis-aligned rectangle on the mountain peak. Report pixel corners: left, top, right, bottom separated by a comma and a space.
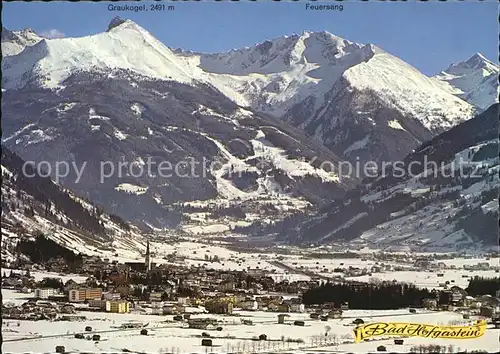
464, 52, 489, 67
447, 52, 496, 73
20, 28, 37, 35
107, 16, 130, 31
469, 52, 486, 61
434, 53, 498, 110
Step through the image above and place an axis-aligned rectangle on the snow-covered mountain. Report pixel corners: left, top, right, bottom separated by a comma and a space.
3, 19, 477, 168
177, 31, 373, 116
2, 19, 193, 90
0, 17, 486, 236
433, 53, 499, 110
192, 32, 475, 128
177, 31, 477, 165
1, 27, 42, 57
255, 104, 498, 251
1, 147, 146, 265
1, 19, 354, 231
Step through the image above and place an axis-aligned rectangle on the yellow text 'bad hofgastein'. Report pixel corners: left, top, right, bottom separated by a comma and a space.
353, 321, 487, 343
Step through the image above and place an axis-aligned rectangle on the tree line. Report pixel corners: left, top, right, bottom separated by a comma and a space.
302, 282, 435, 309
302, 276, 500, 309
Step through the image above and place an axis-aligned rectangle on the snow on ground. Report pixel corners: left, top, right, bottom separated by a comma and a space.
440, 257, 500, 268
182, 31, 370, 117
317, 326, 499, 354
343, 50, 474, 131
353, 138, 498, 251
1, 123, 39, 144
1, 28, 42, 57
387, 119, 406, 131
346, 269, 500, 290
2, 20, 193, 90
2, 289, 35, 306
272, 254, 500, 287
150, 241, 309, 282
115, 183, 148, 195
432, 53, 499, 110
3, 306, 498, 353
2, 249, 499, 353
181, 224, 231, 235
281, 256, 377, 274
149, 241, 499, 285
251, 130, 340, 183
343, 134, 370, 155
1, 269, 88, 284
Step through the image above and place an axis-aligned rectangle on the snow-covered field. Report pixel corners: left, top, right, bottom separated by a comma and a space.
275, 255, 499, 288
4, 237, 498, 288
1, 269, 89, 284
3, 304, 499, 353
150, 241, 310, 282
346, 269, 500, 290
2, 251, 499, 353
2, 289, 35, 306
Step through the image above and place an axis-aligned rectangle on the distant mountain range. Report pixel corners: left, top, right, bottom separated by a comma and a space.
1, 18, 498, 246
433, 53, 498, 110
1, 26, 41, 56
248, 104, 498, 251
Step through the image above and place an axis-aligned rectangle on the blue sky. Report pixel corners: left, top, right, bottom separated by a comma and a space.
2, 1, 497, 75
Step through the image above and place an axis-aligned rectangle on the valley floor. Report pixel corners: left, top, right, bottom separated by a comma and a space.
3, 302, 499, 353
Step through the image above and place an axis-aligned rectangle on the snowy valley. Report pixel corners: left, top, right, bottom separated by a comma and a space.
2, 5, 499, 354
1, 17, 498, 251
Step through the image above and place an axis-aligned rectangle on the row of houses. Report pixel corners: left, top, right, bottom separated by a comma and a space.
2, 300, 76, 321
422, 291, 500, 318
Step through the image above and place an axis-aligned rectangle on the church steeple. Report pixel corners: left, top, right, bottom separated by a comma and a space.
145, 240, 151, 272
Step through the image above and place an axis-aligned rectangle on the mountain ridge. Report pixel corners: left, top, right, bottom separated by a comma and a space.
433, 52, 499, 110
1, 146, 146, 265
1, 18, 495, 240
256, 104, 499, 251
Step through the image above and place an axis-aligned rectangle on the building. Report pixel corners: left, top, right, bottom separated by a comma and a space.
102, 291, 121, 301
480, 306, 494, 318
422, 298, 438, 310
290, 303, 306, 313
277, 304, 291, 312
450, 292, 464, 305
60, 304, 76, 314
328, 309, 343, 318
277, 314, 290, 324
463, 296, 476, 307
242, 300, 258, 311
69, 288, 103, 303
205, 299, 233, 314
34, 288, 56, 299
107, 301, 130, 313
149, 292, 163, 302
88, 299, 107, 310
217, 280, 235, 292
63, 280, 79, 293
188, 318, 217, 329
115, 285, 132, 298
151, 303, 163, 315
162, 304, 178, 315
477, 262, 490, 270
